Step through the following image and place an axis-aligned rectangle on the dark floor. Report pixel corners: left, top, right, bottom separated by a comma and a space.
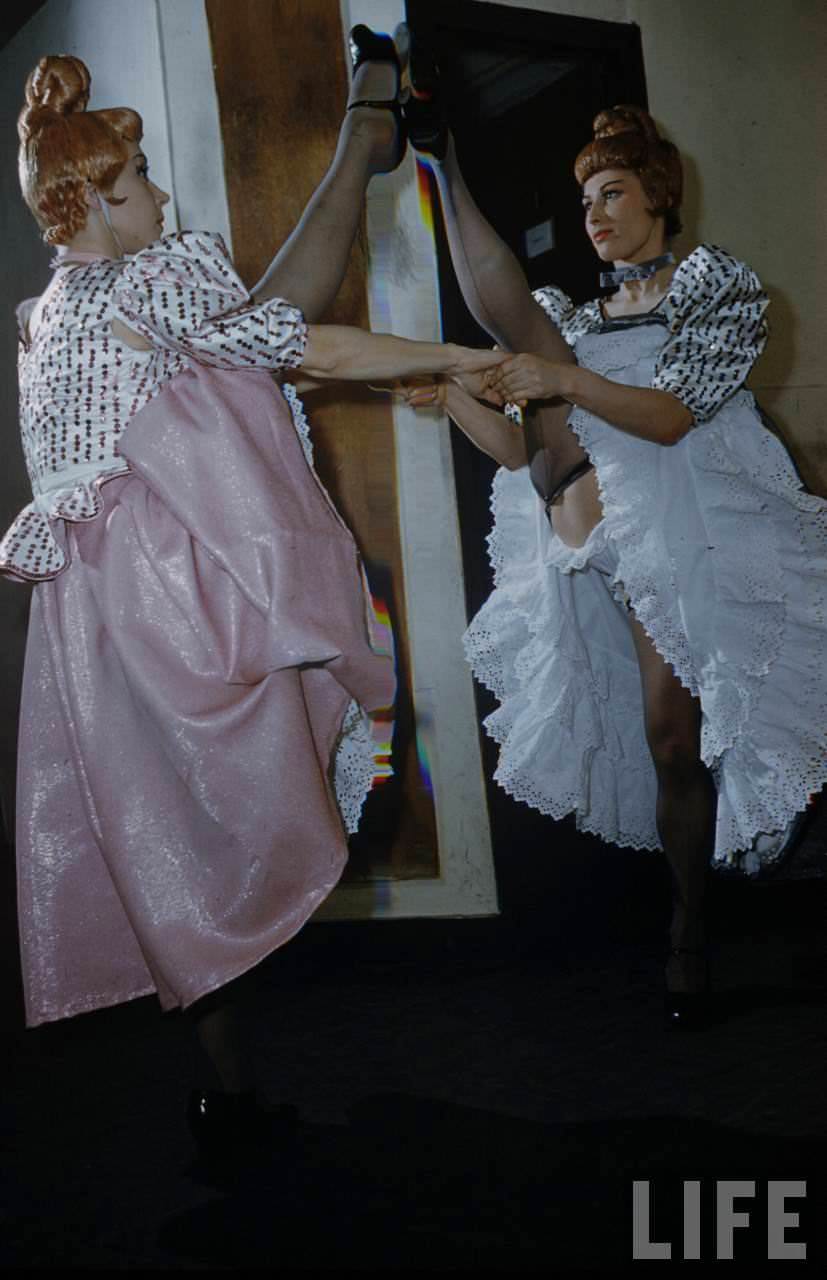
1, 797, 826, 1271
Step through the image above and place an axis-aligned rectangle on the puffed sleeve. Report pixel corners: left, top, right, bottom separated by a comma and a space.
532, 284, 576, 330
532, 285, 602, 348
112, 230, 308, 372
15, 297, 38, 347
653, 244, 768, 423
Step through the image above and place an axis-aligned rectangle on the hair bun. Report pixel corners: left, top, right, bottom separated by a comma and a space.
574, 103, 683, 239
592, 104, 660, 145
19, 55, 91, 141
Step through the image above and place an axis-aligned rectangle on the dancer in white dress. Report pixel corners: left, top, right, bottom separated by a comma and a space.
399, 88, 827, 1025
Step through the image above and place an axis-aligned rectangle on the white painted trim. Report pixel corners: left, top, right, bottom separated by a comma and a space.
155, 0, 233, 250
317, 0, 499, 920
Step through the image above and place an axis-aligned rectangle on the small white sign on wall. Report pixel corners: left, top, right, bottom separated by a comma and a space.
524, 217, 555, 259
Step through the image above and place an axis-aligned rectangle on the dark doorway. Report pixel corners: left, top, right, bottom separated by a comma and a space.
405, 0, 648, 621
402, 1, 650, 903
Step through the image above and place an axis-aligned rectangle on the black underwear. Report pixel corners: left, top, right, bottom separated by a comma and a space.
543, 459, 595, 522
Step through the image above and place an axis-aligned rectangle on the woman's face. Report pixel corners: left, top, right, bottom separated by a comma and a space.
104, 141, 169, 253
581, 168, 665, 265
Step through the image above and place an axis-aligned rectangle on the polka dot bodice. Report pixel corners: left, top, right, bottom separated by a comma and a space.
533, 243, 769, 423
2, 231, 307, 581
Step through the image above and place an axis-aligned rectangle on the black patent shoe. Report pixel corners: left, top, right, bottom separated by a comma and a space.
347, 24, 406, 171
398, 27, 449, 162
186, 1089, 298, 1181
664, 948, 712, 1031
349, 22, 399, 73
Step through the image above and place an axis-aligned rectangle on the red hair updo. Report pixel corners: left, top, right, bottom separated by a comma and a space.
18, 54, 143, 245
574, 105, 683, 238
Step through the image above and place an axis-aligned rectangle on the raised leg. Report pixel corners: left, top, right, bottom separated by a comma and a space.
252, 52, 401, 320
429, 137, 588, 493
430, 138, 562, 353
628, 614, 717, 995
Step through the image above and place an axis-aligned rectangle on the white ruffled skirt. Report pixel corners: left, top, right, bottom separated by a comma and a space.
464, 386, 827, 869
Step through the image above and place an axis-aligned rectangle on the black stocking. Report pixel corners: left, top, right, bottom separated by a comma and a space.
253, 60, 400, 321
186, 983, 254, 1095
629, 615, 717, 993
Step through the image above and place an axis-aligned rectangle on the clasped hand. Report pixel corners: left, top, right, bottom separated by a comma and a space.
390, 363, 508, 410
484, 354, 568, 408
392, 354, 569, 412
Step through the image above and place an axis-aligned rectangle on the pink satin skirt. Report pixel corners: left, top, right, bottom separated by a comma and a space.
16, 367, 394, 1026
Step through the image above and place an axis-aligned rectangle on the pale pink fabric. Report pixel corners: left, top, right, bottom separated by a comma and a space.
17, 365, 394, 1026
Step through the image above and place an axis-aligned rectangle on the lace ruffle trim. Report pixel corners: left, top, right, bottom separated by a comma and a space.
281, 382, 314, 466
463, 466, 662, 852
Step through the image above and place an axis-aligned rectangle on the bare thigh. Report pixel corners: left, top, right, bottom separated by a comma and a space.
550, 468, 604, 549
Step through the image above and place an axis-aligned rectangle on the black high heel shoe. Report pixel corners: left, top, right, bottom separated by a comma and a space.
347, 24, 407, 172
398, 27, 450, 162
664, 947, 712, 1031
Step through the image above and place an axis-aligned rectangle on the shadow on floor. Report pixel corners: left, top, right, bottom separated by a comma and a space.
157, 1095, 824, 1270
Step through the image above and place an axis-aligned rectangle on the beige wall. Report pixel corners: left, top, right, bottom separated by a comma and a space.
632, 0, 826, 487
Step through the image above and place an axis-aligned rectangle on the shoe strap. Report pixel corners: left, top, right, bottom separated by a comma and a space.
347, 97, 400, 113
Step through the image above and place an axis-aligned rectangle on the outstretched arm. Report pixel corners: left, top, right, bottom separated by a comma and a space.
489, 355, 693, 445
300, 326, 505, 385
398, 376, 526, 470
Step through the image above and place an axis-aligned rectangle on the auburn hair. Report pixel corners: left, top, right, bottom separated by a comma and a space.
18, 54, 142, 245
574, 105, 683, 239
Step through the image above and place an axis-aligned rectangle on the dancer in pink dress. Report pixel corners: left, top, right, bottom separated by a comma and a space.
3, 45, 502, 1153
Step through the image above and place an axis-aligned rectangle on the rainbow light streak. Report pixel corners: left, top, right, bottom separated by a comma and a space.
370, 590, 394, 787
370, 592, 392, 635
371, 704, 394, 788
415, 157, 436, 238
414, 725, 434, 798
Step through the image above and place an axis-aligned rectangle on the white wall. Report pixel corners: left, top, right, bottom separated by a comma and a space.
0, 0, 227, 832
